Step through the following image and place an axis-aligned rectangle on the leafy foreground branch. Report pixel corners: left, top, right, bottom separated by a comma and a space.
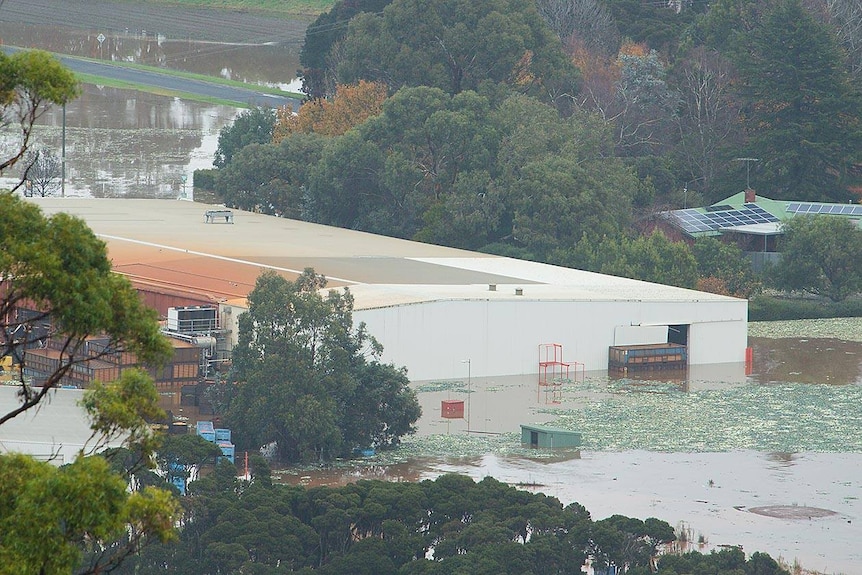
0, 194, 180, 573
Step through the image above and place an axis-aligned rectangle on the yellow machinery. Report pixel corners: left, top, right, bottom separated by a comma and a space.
0, 356, 21, 382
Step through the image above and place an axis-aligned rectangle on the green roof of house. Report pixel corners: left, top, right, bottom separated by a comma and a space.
664, 191, 862, 238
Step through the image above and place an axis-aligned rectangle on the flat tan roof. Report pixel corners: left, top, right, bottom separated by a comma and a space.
31, 198, 739, 309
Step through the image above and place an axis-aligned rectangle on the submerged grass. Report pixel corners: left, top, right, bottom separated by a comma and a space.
301, 322, 862, 466
748, 317, 862, 341
398, 366, 862, 460
544, 378, 862, 452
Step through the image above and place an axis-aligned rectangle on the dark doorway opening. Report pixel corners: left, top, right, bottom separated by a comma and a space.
669, 324, 689, 346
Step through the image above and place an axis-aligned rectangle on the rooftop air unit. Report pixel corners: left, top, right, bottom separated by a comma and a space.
167, 306, 217, 333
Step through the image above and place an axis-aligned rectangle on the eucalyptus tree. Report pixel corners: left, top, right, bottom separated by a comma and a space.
306, 86, 500, 241
213, 106, 277, 169
334, 0, 580, 111
0, 194, 178, 573
299, 0, 394, 99
215, 133, 326, 218
220, 269, 420, 463
670, 47, 741, 201
0, 51, 181, 573
0, 49, 78, 184
773, 215, 862, 302
535, 0, 621, 57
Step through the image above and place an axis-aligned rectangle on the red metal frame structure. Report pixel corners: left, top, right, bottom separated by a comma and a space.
538, 343, 584, 385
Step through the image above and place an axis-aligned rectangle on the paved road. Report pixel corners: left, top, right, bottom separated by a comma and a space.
3, 46, 301, 109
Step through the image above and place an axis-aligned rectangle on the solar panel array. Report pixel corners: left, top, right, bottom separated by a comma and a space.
786, 202, 862, 216
669, 204, 780, 234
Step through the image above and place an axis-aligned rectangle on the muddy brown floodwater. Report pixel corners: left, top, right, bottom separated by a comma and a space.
276, 331, 862, 575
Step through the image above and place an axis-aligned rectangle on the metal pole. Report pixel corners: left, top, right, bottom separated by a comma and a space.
461, 359, 471, 432
61, 102, 65, 197
733, 157, 760, 190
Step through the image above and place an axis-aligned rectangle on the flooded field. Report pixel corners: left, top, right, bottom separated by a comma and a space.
21, 87, 243, 198
0, 16, 301, 198
0, 20, 302, 88
278, 319, 862, 574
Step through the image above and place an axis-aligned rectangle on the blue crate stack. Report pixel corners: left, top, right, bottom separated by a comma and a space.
196, 420, 235, 464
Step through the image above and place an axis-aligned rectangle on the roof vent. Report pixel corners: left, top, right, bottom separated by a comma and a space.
515, 288, 523, 296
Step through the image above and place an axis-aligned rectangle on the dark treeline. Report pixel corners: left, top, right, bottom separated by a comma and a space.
110, 465, 789, 575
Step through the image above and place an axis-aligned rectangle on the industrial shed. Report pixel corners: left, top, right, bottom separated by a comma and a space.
31, 198, 748, 382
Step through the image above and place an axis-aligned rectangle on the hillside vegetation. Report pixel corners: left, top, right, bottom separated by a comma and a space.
206, 0, 862, 308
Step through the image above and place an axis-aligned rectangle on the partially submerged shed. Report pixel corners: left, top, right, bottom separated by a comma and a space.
521, 424, 582, 449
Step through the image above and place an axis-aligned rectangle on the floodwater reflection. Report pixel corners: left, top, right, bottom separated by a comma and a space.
1, 19, 301, 197
23, 85, 242, 198
749, 336, 862, 384
0, 22, 300, 88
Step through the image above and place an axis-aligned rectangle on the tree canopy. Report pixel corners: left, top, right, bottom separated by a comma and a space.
726, 0, 862, 201
211, 0, 862, 298
0, 199, 179, 573
213, 106, 277, 169
217, 269, 420, 463
772, 215, 862, 301
331, 0, 581, 110
299, 0, 394, 99
111, 470, 791, 575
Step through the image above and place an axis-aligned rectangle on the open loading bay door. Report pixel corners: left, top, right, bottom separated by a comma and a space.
609, 324, 689, 373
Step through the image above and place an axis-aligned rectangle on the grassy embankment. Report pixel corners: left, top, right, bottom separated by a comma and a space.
129, 0, 335, 18
72, 58, 302, 107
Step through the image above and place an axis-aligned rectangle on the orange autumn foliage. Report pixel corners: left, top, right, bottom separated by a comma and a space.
569, 38, 619, 112
272, 80, 388, 142
618, 41, 649, 58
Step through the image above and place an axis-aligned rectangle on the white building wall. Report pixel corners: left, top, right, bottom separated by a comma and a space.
0, 387, 127, 465
354, 297, 747, 381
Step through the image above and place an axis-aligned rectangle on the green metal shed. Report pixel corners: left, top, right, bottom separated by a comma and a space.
520, 424, 582, 448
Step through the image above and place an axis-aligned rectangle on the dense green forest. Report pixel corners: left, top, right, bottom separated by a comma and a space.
111, 464, 790, 575
204, 0, 862, 300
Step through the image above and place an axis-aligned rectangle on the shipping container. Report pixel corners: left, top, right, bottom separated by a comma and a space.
608, 343, 687, 372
